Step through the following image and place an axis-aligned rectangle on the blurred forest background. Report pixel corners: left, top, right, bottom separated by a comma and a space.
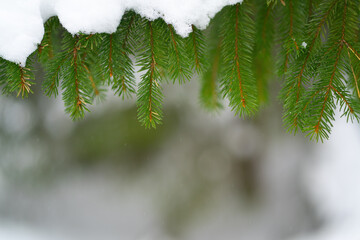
1, 22, 360, 240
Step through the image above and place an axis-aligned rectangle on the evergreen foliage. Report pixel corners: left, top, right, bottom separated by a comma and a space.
253, 0, 275, 104
1, 0, 360, 140
136, 19, 167, 128
1, 57, 34, 98
98, 11, 138, 100
220, 2, 258, 117
199, 19, 223, 110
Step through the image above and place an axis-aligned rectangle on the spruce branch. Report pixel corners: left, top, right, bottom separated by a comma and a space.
136, 20, 166, 128
200, 39, 222, 110
220, 2, 258, 117
99, 11, 137, 99
299, 0, 360, 141
58, 33, 100, 119
186, 25, 206, 73
281, 0, 339, 133
38, 17, 60, 63
276, 0, 307, 75
200, 16, 223, 110
346, 47, 360, 98
344, 40, 360, 61
166, 24, 192, 84
17, 66, 33, 97
42, 52, 67, 97
253, 0, 275, 105
83, 64, 100, 97
1, 60, 34, 98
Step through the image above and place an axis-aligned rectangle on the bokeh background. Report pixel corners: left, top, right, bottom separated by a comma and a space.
0, 60, 360, 240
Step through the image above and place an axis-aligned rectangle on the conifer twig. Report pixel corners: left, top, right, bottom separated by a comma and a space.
191, 25, 201, 72
83, 64, 100, 96
314, 0, 347, 136
346, 47, 360, 98
108, 34, 113, 77
235, 4, 246, 108
148, 22, 156, 123
17, 66, 32, 98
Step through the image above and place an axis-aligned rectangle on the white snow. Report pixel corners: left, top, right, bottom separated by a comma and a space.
0, 0, 243, 66
0, 0, 44, 66
289, 111, 360, 240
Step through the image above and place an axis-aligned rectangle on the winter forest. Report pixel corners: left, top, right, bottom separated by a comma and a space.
0, 0, 360, 239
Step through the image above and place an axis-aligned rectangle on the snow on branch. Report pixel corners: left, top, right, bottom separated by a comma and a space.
0, 0, 242, 66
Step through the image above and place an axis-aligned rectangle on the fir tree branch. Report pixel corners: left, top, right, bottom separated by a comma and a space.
122, 13, 136, 49
306, 0, 358, 141
2, 61, 34, 98
106, 12, 135, 80
38, 17, 60, 63
168, 25, 181, 73
108, 34, 113, 78
282, 0, 339, 132
147, 23, 156, 123
72, 39, 84, 112
187, 25, 205, 73
136, 20, 165, 128
235, 4, 246, 107
288, 0, 299, 54
254, 0, 274, 104
313, 46, 342, 135
346, 47, 360, 98
344, 40, 360, 61
200, 38, 222, 110
17, 66, 33, 98
101, 11, 136, 99
221, 1, 258, 116
59, 33, 95, 119
330, 85, 354, 113
296, 0, 338, 99
83, 64, 100, 96
166, 24, 192, 84
308, 0, 313, 20
192, 25, 201, 72
118, 13, 136, 97
261, 3, 273, 41
43, 54, 67, 97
